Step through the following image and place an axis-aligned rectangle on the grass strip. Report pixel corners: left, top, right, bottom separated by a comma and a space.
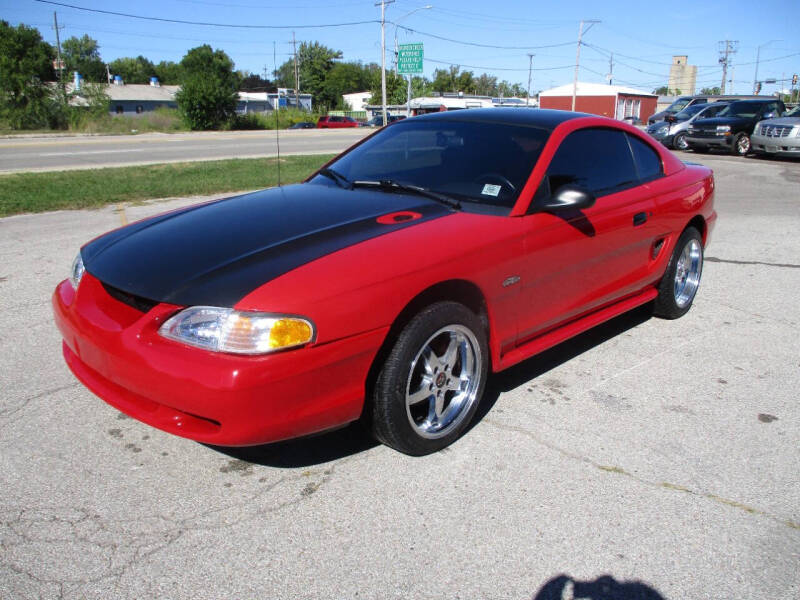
0, 154, 335, 217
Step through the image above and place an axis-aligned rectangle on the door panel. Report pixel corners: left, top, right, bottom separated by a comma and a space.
517, 186, 656, 343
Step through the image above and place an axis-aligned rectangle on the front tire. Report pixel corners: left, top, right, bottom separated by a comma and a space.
370, 302, 488, 455
673, 132, 689, 151
654, 227, 703, 319
732, 133, 751, 156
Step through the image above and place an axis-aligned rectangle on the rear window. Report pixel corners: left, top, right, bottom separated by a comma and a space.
627, 134, 663, 183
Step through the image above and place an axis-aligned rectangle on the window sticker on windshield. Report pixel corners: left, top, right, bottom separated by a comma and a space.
481, 184, 501, 197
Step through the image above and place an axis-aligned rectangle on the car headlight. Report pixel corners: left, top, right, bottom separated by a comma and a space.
69, 252, 85, 290
716, 125, 731, 133
159, 306, 315, 354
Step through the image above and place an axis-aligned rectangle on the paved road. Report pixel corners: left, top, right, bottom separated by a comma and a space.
0, 128, 371, 173
1, 153, 798, 599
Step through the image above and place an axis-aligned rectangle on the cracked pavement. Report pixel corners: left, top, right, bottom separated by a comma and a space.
1, 154, 798, 599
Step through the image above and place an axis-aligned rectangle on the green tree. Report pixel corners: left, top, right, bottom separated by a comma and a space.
431, 66, 476, 94
274, 42, 342, 109
176, 45, 241, 130
0, 20, 57, 129
322, 62, 374, 109
108, 56, 156, 84
652, 85, 669, 95
700, 86, 722, 95
61, 34, 105, 82
154, 60, 182, 85
239, 71, 275, 92
367, 69, 409, 105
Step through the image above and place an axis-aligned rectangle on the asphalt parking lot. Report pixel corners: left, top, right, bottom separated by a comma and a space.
1, 152, 798, 599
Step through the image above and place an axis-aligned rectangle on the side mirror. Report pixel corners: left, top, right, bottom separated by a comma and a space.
540, 185, 596, 212
665, 115, 676, 123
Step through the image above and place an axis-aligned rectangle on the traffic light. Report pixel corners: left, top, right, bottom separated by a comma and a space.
793, 74, 798, 86
756, 82, 762, 94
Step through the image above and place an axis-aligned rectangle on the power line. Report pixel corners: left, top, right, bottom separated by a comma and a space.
424, 57, 573, 72
393, 23, 575, 50
32, 0, 378, 29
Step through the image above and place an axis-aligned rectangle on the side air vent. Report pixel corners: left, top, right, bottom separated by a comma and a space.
102, 282, 159, 313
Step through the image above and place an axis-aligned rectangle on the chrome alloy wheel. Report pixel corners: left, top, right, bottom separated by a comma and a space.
405, 325, 482, 439
736, 134, 751, 154
673, 238, 702, 308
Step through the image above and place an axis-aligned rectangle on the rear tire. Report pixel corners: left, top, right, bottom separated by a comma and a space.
369, 302, 488, 455
654, 227, 703, 320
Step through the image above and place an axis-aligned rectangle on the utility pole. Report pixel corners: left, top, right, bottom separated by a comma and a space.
292, 32, 300, 110
572, 19, 600, 111
718, 40, 738, 95
608, 53, 613, 85
753, 40, 782, 95
52, 12, 66, 98
376, 0, 394, 126
526, 54, 534, 106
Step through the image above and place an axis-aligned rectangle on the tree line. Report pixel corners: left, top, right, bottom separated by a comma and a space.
1, 20, 530, 131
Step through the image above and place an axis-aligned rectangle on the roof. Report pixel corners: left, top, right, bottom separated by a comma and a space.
63, 83, 179, 102
539, 82, 656, 98
412, 107, 587, 129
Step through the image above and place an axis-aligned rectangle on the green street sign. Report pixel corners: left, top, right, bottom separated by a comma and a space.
398, 43, 424, 75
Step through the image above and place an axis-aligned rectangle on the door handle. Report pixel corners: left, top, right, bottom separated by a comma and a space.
633, 212, 648, 226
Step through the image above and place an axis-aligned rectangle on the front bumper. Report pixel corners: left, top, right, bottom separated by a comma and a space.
751, 133, 800, 155
686, 133, 733, 150
647, 129, 674, 147
53, 273, 388, 446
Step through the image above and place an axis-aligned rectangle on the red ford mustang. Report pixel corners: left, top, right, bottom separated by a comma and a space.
53, 109, 716, 455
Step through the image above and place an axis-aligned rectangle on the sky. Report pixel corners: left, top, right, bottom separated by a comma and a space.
3, 0, 799, 96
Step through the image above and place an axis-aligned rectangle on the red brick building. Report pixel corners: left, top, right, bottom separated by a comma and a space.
538, 82, 658, 123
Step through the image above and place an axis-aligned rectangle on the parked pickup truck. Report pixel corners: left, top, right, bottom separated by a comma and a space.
685, 99, 785, 156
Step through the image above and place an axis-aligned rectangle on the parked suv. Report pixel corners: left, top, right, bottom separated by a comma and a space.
686, 99, 785, 156
750, 105, 800, 157
647, 94, 763, 125
646, 102, 729, 150
316, 115, 360, 129
648, 96, 708, 125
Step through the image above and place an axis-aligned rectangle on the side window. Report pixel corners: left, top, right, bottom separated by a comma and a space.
544, 128, 638, 197
627, 134, 663, 183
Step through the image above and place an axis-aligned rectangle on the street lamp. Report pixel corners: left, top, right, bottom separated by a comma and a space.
394, 5, 432, 119
753, 39, 782, 94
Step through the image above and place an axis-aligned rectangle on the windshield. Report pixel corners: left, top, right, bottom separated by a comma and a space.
315, 118, 550, 211
675, 103, 709, 120
785, 106, 800, 117
718, 102, 763, 118
667, 98, 692, 113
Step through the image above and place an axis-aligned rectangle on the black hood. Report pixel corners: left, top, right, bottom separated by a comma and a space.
82, 182, 451, 307
691, 116, 750, 129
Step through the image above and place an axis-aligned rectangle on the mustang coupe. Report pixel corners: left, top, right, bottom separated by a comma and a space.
53, 109, 716, 455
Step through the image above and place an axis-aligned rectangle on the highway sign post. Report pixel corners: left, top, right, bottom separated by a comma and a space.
398, 43, 423, 117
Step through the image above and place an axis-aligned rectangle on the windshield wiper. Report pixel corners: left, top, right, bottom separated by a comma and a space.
351, 179, 461, 210
318, 167, 351, 189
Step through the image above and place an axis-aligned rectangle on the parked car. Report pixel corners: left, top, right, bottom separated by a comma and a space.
750, 105, 800, 157
362, 114, 407, 127
53, 109, 716, 456
646, 102, 729, 150
289, 121, 315, 129
648, 94, 762, 125
316, 115, 360, 128
686, 99, 785, 155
